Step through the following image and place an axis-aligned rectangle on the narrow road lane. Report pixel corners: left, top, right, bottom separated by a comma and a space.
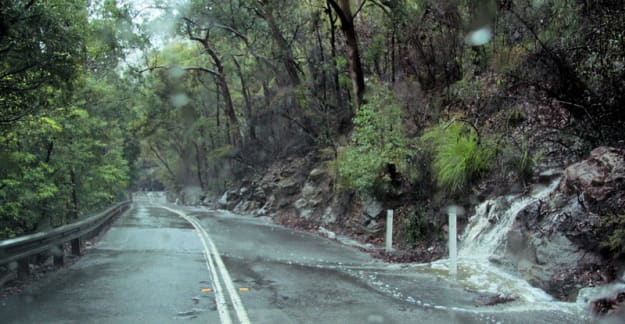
0, 201, 220, 323
0, 194, 590, 323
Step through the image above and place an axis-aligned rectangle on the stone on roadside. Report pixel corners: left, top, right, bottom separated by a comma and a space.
318, 226, 336, 240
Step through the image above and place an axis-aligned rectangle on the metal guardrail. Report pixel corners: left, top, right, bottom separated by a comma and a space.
0, 200, 131, 279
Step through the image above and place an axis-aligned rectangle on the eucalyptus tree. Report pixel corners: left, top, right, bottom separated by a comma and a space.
136, 41, 233, 192
0, 0, 89, 129
325, 0, 367, 111
0, 0, 140, 238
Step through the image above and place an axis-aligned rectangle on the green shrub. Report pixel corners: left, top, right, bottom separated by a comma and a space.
397, 206, 438, 246
338, 87, 409, 195
421, 120, 495, 194
449, 78, 481, 104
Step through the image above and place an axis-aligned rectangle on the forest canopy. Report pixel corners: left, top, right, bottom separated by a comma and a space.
1, 0, 624, 239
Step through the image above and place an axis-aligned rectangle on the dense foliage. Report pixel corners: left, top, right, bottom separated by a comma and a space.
421, 121, 495, 194
1, 0, 624, 252
0, 0, 141, 238
338, 86, 408, 195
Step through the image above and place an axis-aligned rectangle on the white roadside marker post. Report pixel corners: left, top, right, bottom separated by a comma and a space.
448, 208, 458, 277
386, 209, 394, 253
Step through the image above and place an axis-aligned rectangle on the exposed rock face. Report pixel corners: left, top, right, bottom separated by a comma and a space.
208, 149, 388, 248
500, 147, 625, 301
211, 152, 339, 221
209, 146, 625, 304
363, 197, 384, 220
217, 190, 240, 210
560, 146, 625, 214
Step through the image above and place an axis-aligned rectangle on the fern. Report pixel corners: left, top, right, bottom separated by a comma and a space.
422, 121, 495, 193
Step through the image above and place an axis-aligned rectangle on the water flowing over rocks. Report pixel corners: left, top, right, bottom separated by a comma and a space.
461, 146, 625, 302
210, 145, 625, 308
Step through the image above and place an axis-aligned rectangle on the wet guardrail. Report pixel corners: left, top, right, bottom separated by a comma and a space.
0, 200, 132, 281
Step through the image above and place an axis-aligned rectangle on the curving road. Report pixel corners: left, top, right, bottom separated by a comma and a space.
0, 193, 593, 323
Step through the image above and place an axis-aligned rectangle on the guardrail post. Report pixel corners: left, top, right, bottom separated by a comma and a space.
71, 238, 81, 256
17, 259, 29, 280
53, 245, 64, 267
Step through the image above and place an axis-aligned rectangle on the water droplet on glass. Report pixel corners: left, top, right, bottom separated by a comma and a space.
168, 66, 185, 79
465, 26, 493, 46
170, 93, 190, 107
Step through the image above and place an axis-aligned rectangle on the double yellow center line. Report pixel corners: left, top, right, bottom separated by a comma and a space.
159, 206, 251, 324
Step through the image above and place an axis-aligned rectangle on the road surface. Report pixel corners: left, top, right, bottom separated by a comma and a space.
0, 194, 593, 323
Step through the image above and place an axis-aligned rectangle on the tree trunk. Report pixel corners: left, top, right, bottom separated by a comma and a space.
192, 140, 206, 191
69, 169, 79, 221
342, 19, 365, 111
327, 0, 366, 111
233, 57, 256, 141
187, 26, 242, 146
260, 0, 301, 86
206, 49, 241, 146
327, 4, 342, 109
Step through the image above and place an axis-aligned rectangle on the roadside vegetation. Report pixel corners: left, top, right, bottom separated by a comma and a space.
2, 0, 624, 258
0, 1, 143, 238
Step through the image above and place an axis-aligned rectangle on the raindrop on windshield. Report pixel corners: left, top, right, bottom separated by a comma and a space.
168, 66, 185, 79
170, 93, 190, 107
465, 26, 493, 46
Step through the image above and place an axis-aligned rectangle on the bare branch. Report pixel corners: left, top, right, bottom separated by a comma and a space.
326, 0, 349, 24
148, 142, 177, 181
276, 112, 318, 140
368, 0, 391, 16
182, 17, 208, 43
185, 66, 222, 77
213, 23, 250, 46
133, 64, 221, 78
353, 0, 368, 19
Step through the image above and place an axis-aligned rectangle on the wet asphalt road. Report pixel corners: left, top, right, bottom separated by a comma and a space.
0, 196, 594, 323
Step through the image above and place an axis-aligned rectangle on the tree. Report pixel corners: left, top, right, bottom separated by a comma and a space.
0, 0, 88, 129
0, 0, 138, 238
257, 0, 302, 86
326, 0, 366, 111
183, 18, 243, 146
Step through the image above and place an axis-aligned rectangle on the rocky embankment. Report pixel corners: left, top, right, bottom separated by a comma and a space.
209, 146, 625, 312
209, 152, 443, 262
499, 147, 625, 308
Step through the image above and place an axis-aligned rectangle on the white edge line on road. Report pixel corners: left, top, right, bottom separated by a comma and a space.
159, 206, 234, 324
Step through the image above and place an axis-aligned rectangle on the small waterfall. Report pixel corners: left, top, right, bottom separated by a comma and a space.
418, 177, 589, 316
459, 179, 561, 260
